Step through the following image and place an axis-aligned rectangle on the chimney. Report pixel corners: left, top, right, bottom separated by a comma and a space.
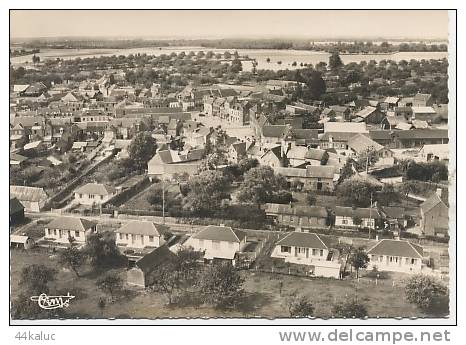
436, 188, 442, 197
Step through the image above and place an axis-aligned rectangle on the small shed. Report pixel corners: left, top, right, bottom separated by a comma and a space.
10, 235, 35, 250
127, 245, 178, 287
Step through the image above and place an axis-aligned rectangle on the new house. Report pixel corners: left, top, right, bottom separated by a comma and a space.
74, 183, 117, 205
183, 225, 247, 265
44, 216, 97, 244
367, 239, 424, 273
116, 221, 168, 249
271, 232, 342, 278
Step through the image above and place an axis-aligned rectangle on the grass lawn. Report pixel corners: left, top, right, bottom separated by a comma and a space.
11, 249, 446, 320
123, 182, 180, 210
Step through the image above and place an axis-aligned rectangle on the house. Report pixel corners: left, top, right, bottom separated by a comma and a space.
393, 129, 449, 148
261, 125, 290, 144
413, 93, 433, 107
324, 122, 368, 134
264, 203, 328, 230
183, 225, 247, 265
74, 183, 117, 206
10, 185, 48, 212
305, 165, 338, 191
419, 191, 449, 237
271, 232, 341, 278
418, 144, 449, 162
228, 141, 247, 164
330, 105, 351, 120
354, 106, 384, 124
367, 239, 424, 273
116, 221, 168, 249
286, 147, 328, 167
259, 145, 284, 168
334, 206, 381, 230
412, 107, 437, 121
127, 245, 178, 287
380, 206, 407, 231
10, 197, 25, 225
44, 216, 97, 244
147, 148, 205, 180
10, 153, 28, 167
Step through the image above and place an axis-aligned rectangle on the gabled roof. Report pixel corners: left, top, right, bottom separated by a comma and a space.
135, 245, 178, 273
348, 133, 384, 154
276, 232, 329, 250
46, 217, 96, 231
355, 106, 377, 119
396, 129, 448, 140
74, 183, 116, 196
192, 225, 246, 243
306, 165, 336, 179
380, 206, 405, 219
117, 221, 168, 237
334, 206, 381, 219
420, 193, 447, 213
324, 122, 368, 133
413, 93, 432, 103
262, 125, 289, 138
10, 185, 48, 202
265, 203, 328, 218
367, 239, 423, 259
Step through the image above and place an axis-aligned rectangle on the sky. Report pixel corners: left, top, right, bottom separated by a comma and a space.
10, 10, 449, 40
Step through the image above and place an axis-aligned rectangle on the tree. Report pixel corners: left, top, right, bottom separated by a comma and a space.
352, 216, 363, 227
183, 170, 230, 215
237, 166, 288, 206
96, 273, 123, 301
306, 193, 317, 206
287, 293, 314, 317
332, 299, 368, 318
58, 245, 85, 277
266, 57, 271, 63
11, 293, 65, 320
224, 51, 231, 59
305, 71, 326, 100
377, 184, 400, 206
127, 132, 157, 172
336, 178, 381, 207
84, 232, 124, 268
32, 54, 40, 64
200, 262, 245, 308
348, 247, 369, 278
149, 247, 203, 304
237, 158, 259, 175
20, 264, 57, 295
404, 274, 448, 310
329, 52, 343, 69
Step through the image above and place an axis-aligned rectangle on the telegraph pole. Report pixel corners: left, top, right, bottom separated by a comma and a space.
369, 192, 373, 239
162, 179, 165, 225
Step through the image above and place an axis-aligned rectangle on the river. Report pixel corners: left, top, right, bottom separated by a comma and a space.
10, 46, 448, 72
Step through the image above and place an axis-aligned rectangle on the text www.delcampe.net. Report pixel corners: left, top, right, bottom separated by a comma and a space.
278, 329, 451, 343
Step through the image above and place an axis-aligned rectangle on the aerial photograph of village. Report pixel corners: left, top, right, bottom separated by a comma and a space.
9, 10, 453, 321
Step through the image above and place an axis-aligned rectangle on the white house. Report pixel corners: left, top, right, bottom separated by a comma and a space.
44, 216, 97, 244
183, 225, 247, 264
271, 232, 341, 278
73, 183, 117, 205
367, 239, 424, 273
116, 221, 168, 249
10, 185, 48, 212
334, 206, 382, 230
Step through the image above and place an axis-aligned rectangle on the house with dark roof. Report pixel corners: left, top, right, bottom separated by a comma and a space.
367, 239, 425, 273
73, 183, 117, 206
116, 221, 168, 249
334, 206, 382, 230
10, 197, 25, 225
183, 225, 247, 264
392, 129, 448, 148
44, 216, 97, 244
419, 191, 449, 237
354, 106, 384, 124
127, 245, 178, 287
261, 125, 290, 144
264, 203, 328, 230
227, 141, 247, 164
271, 232, 342, 278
